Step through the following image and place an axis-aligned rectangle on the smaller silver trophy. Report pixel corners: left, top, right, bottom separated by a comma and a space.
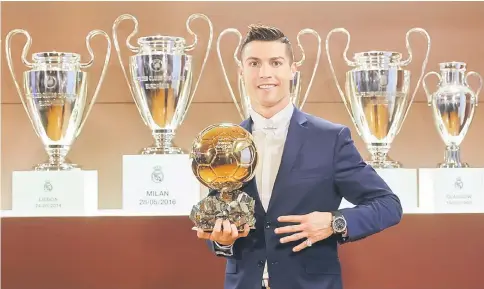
423, 61, 482, 168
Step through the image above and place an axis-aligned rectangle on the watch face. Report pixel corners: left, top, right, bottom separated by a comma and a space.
333, 217, 346, 232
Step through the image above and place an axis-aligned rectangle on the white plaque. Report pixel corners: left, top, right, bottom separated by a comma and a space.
375, 168, 418, 213
11, 170, 98, 216
122, 154, 200, 215
338, 168, 418, 213
419, 168, 484, 213
338, 197, 355, 209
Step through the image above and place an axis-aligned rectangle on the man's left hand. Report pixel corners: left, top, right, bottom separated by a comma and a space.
275, 211, 333, 252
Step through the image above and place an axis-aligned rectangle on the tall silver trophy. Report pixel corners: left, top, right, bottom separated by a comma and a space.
112, 14, 213, 154
5, 29, 111, 170
217, 28, 321, 120
326, 28, 431, 168
423, 62, 482, 168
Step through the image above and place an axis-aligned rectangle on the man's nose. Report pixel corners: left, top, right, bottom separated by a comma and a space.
259, 64, 272, 78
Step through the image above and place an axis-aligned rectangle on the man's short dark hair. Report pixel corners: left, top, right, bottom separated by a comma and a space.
240, 24, 294, 63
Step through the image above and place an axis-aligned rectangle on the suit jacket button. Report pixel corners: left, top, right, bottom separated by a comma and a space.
257, 260, 264, 267
265, 221, 271, 229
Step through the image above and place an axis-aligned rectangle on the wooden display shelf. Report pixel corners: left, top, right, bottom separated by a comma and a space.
1, 214, 483, 289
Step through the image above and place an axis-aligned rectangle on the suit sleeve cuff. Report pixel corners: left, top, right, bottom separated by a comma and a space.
337, 208, 367, 243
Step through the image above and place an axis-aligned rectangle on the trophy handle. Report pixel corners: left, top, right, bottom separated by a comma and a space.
294, 28, 321, 110
112, 14, 147, 125
422, 71, 441, 106
4, 29, 39, 136
325, 28, 361, 136
465, 71, 483, 107
76, 29, 111, 137
397, 28, 431, 134
217, 28, 245, 120
182, 13, 214, 124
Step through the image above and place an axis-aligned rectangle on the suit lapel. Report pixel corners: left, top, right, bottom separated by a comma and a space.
239, 118, 265, 216
267, 108, 309, 213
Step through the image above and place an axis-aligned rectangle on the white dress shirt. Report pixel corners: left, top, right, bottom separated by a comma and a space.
214, 101, 294, 288
249, 101, 294, 287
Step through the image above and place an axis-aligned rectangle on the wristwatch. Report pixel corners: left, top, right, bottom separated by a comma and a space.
331, 211, 347, 234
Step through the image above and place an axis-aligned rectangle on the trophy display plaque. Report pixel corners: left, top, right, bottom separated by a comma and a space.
217, 27, 321, 119
419, 168, 484, 213
189, 123, 258, 232
338, 169, 418, 213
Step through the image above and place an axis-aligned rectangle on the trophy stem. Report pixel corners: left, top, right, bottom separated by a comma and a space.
141, 129, 184, 155
366, 145, 401, 169
35, 145, 78, 171
439, 145, 468, 168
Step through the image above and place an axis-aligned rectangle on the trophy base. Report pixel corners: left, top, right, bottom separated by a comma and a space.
366, 146, 401, 169
439, 146, 468, 168
189, 190, 256, 232
33, 162, 80, 171
33, 157, 80, 171
437, 162, 469, 168
366, 159, 401, 169
144, 131, 185, 154
140, 146, 185, 155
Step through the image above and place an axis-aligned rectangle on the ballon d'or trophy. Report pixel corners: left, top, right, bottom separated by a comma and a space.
112, 14, 213, 154
189, 123, 258, 231
217, 27, 322, 120
5, 29, 111, 170
326, 28, 431, 168
423, 62, 482, 168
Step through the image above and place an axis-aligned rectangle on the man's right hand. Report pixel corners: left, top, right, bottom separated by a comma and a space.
196, 218, 250, 246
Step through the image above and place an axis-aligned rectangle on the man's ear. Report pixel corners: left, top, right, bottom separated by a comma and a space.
291, 62, 297, 78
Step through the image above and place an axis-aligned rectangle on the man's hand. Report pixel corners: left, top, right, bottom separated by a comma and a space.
195, 218, 250, 246
275, 211, 333, 252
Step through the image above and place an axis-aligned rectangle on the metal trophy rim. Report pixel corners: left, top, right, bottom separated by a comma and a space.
439, 61, 467, 70
32, 51, 81, 63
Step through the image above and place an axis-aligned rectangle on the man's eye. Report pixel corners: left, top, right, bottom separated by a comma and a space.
272, 61, 282, 67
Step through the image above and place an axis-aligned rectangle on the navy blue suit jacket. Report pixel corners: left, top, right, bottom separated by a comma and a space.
206, 107, 403, 289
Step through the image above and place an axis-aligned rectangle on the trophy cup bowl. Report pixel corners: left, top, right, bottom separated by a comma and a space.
217, 28, 321, 120
423, 61, 483, 168
129, 35, 193, 155
326, 27, 431, 168
189, 123, 258, 232
112, 14, 213, 154
5, 29, 111, 170
345, 51, 411, 168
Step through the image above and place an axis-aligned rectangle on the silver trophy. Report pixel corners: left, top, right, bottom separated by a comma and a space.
217, 28, 321, 120
326, 28, 431, 168
5, 29, 111, 170
112, 14, 213, 154
423, 62, 482, 168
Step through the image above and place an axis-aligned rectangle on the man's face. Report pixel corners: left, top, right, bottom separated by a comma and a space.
240, 41, 296, 109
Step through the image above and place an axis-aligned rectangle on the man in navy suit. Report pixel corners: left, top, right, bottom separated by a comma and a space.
195, 24, 402, 289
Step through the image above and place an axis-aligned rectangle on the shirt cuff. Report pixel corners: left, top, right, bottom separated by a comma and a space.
214, 241, 234, 256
